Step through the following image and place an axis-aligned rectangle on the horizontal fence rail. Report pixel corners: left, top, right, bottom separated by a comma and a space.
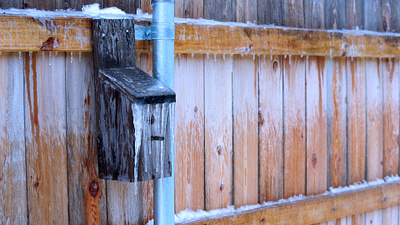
2, 14, 400, 57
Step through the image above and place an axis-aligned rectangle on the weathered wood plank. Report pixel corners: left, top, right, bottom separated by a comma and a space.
3, 15, 400, 57
175, 0, 203, 19
25, 52, 68, 224
0, 15, 92, 52
232, 55, 258, 207
346, 57, 366, 225
257, 0, 283, 25
382, 58, 400, 225
0, 52, 27, 224
325, 0, 346, 30
203, 0, 236, 22
102, 0, 139, 13
327, 57, 348, 225
236, 0, 257, 23
178, 179, 400, 225
345, 0, 364, 30
66, 52, 107, 225
306, 56, 328, 196
175, 53, 205, 212
204, 54, 233, 210
259, 55, 284, 202
283, 55, 306, 199
365, 58, 384, 225
283, 0, 305, 28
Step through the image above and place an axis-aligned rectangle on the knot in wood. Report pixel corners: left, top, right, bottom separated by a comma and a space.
89, 179, 100, 197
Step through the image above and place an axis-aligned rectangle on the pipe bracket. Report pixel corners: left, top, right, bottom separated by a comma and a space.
135, 24, 175, 40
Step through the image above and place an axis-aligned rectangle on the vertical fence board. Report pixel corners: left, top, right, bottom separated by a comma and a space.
306, 56, 328, 197
325, 0, 346, 30
259, 55, 284, 203
346, 57, 366, 225
66, 53, 107, 225
365, 58, 384, 225
0, 53, 27, 225
232, 55, 258, 207
175, 53, 205, 212
25, 52, 68, 224
345, 0, 364, 29
175, 0, 203, 19
283, 56, 306, 199
382, 58, 400, 225
205, 54, 233, 210
204, 0, 236, 22
283, 0, 305, 28
257, 0, 283, 25
326, 58, 348, 225
236, 0, 257, 23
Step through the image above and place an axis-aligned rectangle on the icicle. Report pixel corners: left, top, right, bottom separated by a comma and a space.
301, 55, 303, 58
206, 53, 209, 59
0, 52, 2, 56
191, 53, 194, 58
351, 56, 353, 61
29, 52, 32, 66
55, 51, 58, 56
284, 55, 287, 58
214, 54, 217, 62
289, 55, 291, 65
18, 51, 21, 60
223, 54, 226, 60
160, 103, 167, 188
241, 53, 244, 57
42, 51, 45, 60
178, 53, 181, 59
306, 56, 309, 60
78, 52, 81, 62
253, 54, 255, 60
144, 104, 151, 173
270, 55, 273, 61
132, 103, 143, 195
49, 52, 52, 66
230, 54, 233, 59
138, 53, 141, 62
70, 52, 73, 63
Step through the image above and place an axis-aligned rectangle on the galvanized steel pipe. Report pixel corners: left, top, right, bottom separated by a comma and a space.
152, 0, 175, 224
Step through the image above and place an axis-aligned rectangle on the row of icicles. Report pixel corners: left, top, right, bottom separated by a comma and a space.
0, 51, 394, 66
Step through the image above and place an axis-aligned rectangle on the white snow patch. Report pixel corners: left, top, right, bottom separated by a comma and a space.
145, 175, 400, 224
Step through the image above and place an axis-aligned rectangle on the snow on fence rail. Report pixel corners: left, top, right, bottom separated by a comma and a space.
157, 176, 400, 225
1, 9, 400, 57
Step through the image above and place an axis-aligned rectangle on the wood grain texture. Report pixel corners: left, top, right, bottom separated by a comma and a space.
4, 15, 400, 58
382, 58, 400, 225
232, 55, 258, 207
204, 54, 233, 210
175, 0, 203, 19
66, 52, 106, 225
257, 0, 283, 25
236, 0, 257, 23
283, 56, 306, 199
102, 0, 139, 13
364, 0, 383, 32
0, 53, 27, 225
283, 0, 305, 27
0, 15, 91, 52
365, 58, 384, 225
324, 0, 346, 30
346, 57, 366, 225
178, 179, 400, 225
175, 54, 205, 212
203, 0, 236, 22
258, 55, 284, 202
328, 58, 347, 189
25, 52, 68, 224
345, 0, 364, 30
306, 56, 328, 196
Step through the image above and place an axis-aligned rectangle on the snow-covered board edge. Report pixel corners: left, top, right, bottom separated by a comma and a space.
2, 12, 400, 57
174, 176, 400, 225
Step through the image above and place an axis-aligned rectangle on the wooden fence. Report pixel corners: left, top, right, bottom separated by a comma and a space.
1, 1, 400, 224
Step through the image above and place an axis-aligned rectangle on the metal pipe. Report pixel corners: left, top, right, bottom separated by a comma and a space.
152, 0, 175, 224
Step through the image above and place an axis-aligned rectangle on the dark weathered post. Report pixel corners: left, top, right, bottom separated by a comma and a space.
92, 19, 175, 185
